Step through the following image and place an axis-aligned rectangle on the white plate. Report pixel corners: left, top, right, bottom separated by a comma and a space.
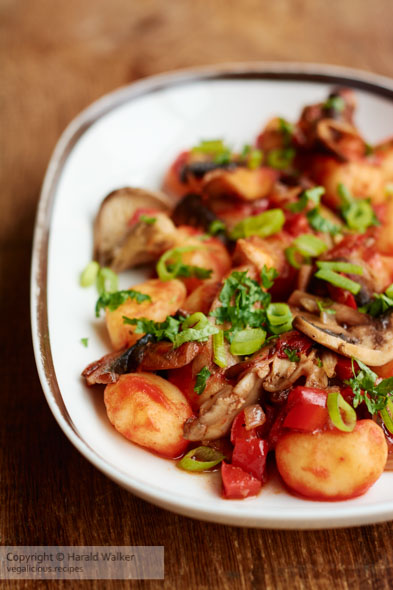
31, 63, 393, 529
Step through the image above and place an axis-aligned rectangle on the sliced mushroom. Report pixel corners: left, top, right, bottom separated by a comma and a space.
93, 187, 173, 267
289, 290, 393, 366
82, 334, 154, 386
110, 211, 177, 272
82, 337, 202, 386
183, 372, 262, 441
316, 119, 366, 161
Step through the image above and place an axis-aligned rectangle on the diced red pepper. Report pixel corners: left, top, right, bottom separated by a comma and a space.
282, 386, 328, 432
276, 330, 313, 359
284, 212, 310, 237
232, 438, 269, 481
335, 356, 358, 381
328, 285, 357, 309
221, 462, 262, 499
230, 410, 258, 444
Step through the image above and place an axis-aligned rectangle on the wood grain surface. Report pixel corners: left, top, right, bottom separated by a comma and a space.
1, 1, 393, 588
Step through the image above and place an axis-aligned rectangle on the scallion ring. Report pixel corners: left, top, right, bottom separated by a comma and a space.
316, 261, 363, 275
156, 246, 202, 281
327, 391, 357, 432
80, 261, 100, 287
285, 246, 310, 269
293, 234, 328, 257
230, 328, 266, 356
213, 330, 227, 367
181, 312, 209, 331
314, 269, 361, 295
266, 303, 293, 326
345, 200, 375, 232
178, 446, 225, 472
230, 209, 285, 240
96, 267, 119, 295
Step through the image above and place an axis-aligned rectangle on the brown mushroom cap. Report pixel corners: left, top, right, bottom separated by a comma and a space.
289, 290, 393, 366
93, 187, 173, 267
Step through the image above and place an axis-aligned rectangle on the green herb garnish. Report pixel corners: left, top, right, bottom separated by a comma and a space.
345, 359, 393, 415
80, 338, 89, 348
323, 96, 346, 112
194, 367, 212, 395
208, 219, 227, 236
261, 265, 279, 290
210, 271, 271, 341
96, 289, 151, 317
284, 348, 300, 362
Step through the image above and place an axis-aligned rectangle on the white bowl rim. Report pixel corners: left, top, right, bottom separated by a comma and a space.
30, 61, 393, 529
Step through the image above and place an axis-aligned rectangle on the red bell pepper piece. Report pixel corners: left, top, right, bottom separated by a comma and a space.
232, 438, 269, 481
282, 386, 328, 432
230, 410, 258, 445
221, 462, 262, 499
335, 356, 358, 381
328, 284, 357, 309
284, 212, 310, 237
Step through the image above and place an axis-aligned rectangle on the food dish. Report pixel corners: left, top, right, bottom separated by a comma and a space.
31, 63, 393, 528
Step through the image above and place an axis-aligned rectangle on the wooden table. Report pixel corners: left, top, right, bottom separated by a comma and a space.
2, 1, 393, 588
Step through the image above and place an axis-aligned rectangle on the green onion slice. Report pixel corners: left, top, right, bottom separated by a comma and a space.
327, 391, 357, 432
181, 312, 209, 331
267, 148, 295, 169
293, 234, 328, 257
316, 261, 363, 275
230, 209, 285, 240
96, 267, 119, 295
156, 246, 201, 281
266, 303, 293, 335
285, 246, 309, 269
314, 269, 361, 295
345, 200, 375, 232
230, 328, 266, 356
213, 330, 227, 368
247, 149, 263, 169
80, 261, 100, 287
178, 446, 225, 471
380, 399, 393, 435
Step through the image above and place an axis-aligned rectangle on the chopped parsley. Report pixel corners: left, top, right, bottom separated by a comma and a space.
95, 290, 151, 317
306, 208, 340, 235
80, 338, 89, 348
283, 348, 300, 363
123, 313, 219, 349
359, 284, 393, 317
210, 271, 270, 342
286, 186, 325, 213
194, 367, 211, 395
287, 186, 340, 236
345, 359, 393, 414
208, 219, 227, 236
261, 265, 279, 290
